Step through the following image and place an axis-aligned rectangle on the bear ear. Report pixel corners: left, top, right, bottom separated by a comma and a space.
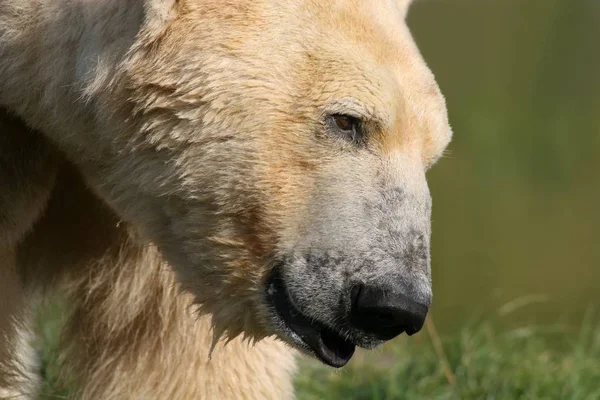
145, 0, 179, 22
397, 0, 415, 19
142, 0, 180, 39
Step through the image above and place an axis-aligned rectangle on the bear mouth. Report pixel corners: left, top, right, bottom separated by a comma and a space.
266, 268, 356, 368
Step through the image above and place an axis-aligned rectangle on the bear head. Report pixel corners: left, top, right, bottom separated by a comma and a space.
84, 0, 452, 367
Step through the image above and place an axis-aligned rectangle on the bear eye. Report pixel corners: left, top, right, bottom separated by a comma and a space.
333, 115, 357, 131
327, 114, 364, 145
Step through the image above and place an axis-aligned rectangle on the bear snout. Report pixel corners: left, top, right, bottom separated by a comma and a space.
266, 250, 432, 366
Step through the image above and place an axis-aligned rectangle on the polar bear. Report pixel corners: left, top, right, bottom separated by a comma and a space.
0, 0, 451, 398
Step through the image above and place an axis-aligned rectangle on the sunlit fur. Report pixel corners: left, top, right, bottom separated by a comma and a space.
0, 0, 450, 398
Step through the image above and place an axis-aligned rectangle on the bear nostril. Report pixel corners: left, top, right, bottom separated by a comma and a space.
350, 284, 428, 341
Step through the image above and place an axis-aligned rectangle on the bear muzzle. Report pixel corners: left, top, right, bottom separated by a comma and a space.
265, 265, 430, 368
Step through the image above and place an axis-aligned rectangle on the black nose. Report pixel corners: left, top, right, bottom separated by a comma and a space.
350, 284, 429, 340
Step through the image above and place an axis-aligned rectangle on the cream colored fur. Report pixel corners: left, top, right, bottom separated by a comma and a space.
2, 157, 296, 399
0, 0, 451, 398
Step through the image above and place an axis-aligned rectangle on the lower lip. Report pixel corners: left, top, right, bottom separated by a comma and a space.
267, 270, 355, 367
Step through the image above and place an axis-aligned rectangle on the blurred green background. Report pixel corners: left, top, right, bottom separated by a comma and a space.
412, 0, 600, 333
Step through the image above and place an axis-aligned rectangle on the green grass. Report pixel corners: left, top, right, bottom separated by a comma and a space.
295, 317, 600, 400
37, 301, 71, 400
36, 305, 600, 400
